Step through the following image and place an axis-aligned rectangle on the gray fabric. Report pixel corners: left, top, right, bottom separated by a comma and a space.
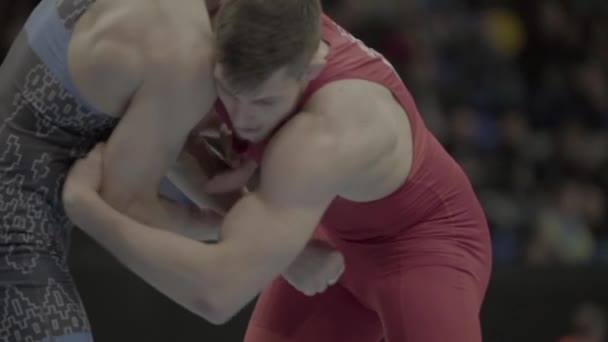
0, 0, 117, 340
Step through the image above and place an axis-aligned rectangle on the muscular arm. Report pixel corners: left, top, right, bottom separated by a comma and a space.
102, 63, 216, 233
65, 80, 403, 323
65, 112, 358, 323
69, 17, 218, 235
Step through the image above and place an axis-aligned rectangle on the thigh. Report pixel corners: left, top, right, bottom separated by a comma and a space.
245, 276, 383, 342
376, 265, 484, 342
0, 256, 93, 342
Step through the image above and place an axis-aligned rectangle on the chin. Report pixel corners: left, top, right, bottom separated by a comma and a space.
248, 135, 266, 143
237, 131, 266, 143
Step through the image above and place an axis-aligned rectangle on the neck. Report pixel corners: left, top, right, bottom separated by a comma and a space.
319, 41, 330, 58
300, 41, 330, 90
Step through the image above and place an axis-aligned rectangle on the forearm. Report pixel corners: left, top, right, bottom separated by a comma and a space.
75, 189, 312, 323
121, 166, 243, 241
68, 191, 227, 323
167, 149, 246, 213
129, 196, 220, 242
99, 175, 202, 237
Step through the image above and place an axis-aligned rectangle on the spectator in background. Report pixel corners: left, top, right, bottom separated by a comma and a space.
0, 1, 38, 56
558, 302, 607, 342
527, 180, 595, 265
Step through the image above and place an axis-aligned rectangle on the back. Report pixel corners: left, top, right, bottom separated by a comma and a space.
0, 0, 117, 261
0, 0, 116, 138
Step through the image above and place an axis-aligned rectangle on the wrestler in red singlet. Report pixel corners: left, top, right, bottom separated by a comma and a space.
212, 14, 492, 342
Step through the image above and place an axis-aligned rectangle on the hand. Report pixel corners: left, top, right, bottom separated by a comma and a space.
187, 124, 257, 194
282, 239, 345, 296
204, 159, 257, 194
184, 124, 230, 178
63, 143, 105, 220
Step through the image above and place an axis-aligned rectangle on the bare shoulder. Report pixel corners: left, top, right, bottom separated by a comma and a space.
301, 79, 414, 201
258, 112, 345, 204
306, 79, 406, 154
68, 0, 214, 116
259, 78, 414, 204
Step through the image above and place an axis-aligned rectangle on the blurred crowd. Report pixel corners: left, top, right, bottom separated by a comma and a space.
325, 0, 608, 266
2, 0, 608, 266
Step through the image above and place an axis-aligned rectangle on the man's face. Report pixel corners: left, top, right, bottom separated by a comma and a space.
214, 64, 304, 142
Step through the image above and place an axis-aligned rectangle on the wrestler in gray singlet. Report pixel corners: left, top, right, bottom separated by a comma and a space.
0, 0, 117, 340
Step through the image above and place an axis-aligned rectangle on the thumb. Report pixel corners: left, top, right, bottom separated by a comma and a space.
327, 254, 345, 285
327, 264, 345, 286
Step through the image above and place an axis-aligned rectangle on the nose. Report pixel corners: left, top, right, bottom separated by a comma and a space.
227, 100, 255, 128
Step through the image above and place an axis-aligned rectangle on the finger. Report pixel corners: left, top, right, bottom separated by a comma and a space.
219, 124, 235, 161
198, 128, 220, 139
219, 123, 232, 138
282, 276, 297, 289
204, 168, 251, 193
327, 264, 345, 285
203, 140, 228, 164
317, 283, 328, 294
204, 160, 257, 193
303, 289, 316, 297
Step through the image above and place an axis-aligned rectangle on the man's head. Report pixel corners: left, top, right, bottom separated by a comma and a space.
213, 0, 324, 142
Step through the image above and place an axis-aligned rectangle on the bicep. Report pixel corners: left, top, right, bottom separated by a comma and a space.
207, 139, 341, 308
101, 75, 210, 209
208, 191, 327, 310
68, 30, 144, 115
221, 192, 325, 262
97, 29, 217, 207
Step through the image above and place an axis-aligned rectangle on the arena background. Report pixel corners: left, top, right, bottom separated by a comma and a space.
2, 0, 608, 341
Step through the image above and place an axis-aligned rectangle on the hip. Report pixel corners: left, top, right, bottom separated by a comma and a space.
315, 221, 492, 280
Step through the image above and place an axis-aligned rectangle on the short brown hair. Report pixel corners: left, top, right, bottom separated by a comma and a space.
214, 0, 322, 92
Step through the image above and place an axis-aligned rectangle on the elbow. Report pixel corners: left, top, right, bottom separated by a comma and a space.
204, 309, 234, 326
192, 295, 237, 326
192, 278, 241, 325
190, 259, 248, 325
100, 187, 131, 211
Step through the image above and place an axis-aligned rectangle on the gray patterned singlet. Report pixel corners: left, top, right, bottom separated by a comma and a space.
0, 0, 118, 340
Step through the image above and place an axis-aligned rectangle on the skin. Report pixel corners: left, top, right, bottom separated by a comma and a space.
63, 40, 414, 323
67, 0, 226, 239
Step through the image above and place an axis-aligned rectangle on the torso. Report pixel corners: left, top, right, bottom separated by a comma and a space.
302, 79, 413, 203
0, 0, 212, 259
69, 0, 212, 117
0, 0, 117, 259
217, 14, 489, 250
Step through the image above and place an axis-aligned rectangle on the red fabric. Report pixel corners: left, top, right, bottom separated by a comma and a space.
217, 15, 492, 341
245, 262, 484, 342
